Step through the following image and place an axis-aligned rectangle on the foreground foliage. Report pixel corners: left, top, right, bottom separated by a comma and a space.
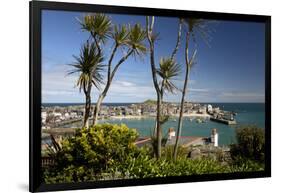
43, 124, 265, 184
44, 124, 139, 183
230, 126, 265, 163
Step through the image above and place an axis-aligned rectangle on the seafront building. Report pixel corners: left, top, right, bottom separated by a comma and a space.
41, 102, 205, 128
41, 101, 236, 129
41, 102, 234, 167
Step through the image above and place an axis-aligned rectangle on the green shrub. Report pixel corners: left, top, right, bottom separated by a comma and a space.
44, 165, 94, 183
44, 124, 265, 184
114, 146, 230, 178
44, 124, 140, 183
229, 157, 265, 172
117, 155, 230, 178
161, 145, 188, 161
230, 126, 265, 163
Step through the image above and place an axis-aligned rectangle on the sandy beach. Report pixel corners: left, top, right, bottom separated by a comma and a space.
109, 113, 210, 120
110, 115, 148, 120
182, 113, 211, 118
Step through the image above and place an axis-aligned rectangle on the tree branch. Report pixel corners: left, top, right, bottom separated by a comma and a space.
110, 49, 134, 81
107, 44, 118, 86
146, 16, 160, 94
189, 49, 197, 68
101, 49, 134, 96
171, 19, 183, 60
91, 31, 102, 55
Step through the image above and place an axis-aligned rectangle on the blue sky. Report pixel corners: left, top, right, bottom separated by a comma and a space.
42, 10, 265, 103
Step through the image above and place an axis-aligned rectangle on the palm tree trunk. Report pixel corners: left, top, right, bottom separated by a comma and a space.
83, 82, 92, 128
92, 45, 118, 126
173, 32, 190, 160
92, 49, 134, 126
173, 67, 189, 159
146, 16, 162, 158
153, 120, 157, 137
171, 19, 183, 60
156, 94, 162, 157
92, 94, 104, 125
153, 83, 164, 137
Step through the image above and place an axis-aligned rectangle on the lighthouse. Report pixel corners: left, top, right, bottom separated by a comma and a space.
207, 104, 213, 113
168, 128, 176, 140
211, 128, 218, 147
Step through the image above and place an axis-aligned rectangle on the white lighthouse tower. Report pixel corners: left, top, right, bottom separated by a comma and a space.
168, 128, 176, 140
211, 128, 218, 147
207, 104, 213, 113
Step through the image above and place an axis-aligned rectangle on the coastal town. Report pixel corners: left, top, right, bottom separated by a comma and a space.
41, 100, 238, 168
41, 100, 237, 129
37, 9, 266, 184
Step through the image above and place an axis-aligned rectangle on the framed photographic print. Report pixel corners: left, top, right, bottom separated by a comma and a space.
30, 0, 271, 192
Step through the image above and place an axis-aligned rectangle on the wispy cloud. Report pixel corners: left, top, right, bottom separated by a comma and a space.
42, 63, 85, 102
42, 61, 265, 103
105, 81, 156, 102
43, 67, 77, 90
174, 79, 196, 86
185, 89, 265, 103
221, 92, 264, 98
189, 88, 209, 93
42, 66, 156, 102
42, 90, 76, 96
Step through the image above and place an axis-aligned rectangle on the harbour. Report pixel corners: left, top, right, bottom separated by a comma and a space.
41, 103, 265, 146
210, 117, 237, 125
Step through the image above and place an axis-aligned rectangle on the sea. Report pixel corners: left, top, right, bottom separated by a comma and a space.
42, 103, 265, 146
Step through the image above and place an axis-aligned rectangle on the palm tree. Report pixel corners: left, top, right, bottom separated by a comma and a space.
79, 13, 112, 53
80, 14, 147, 125
127, 24, 147, 58
146, 16, 163, 158
146, 17, 184, 158
68, 41, 104, 128
157, 58, 181, 98
92, 24, 147, 125
173, 18, 212, 160
153, 58, 181, 136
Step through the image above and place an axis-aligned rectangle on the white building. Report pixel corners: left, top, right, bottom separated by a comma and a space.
64, 112, 70, 119
211, 128, 218, 147
213, 107, 220, 113
70, 112, 77, 118
41, 112, 47, 124
207, 104, 213, 113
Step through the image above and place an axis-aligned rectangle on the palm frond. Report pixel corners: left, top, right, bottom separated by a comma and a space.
111, 24, 129, 46
67, 41, 105, 92
128, 24, 147, 58
79, 13, 112, 44
157, 58, 181, 94
46, 134, 61, 158
182, 18, 214, 47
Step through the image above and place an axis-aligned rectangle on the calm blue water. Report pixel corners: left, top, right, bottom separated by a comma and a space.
45, 103, 265, 146
42, 103, 135, 107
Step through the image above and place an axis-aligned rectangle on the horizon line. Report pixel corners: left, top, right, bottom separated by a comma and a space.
42, 101, 265, 104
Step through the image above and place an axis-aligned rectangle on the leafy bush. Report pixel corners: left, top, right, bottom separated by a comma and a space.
228, 157, 265, 172
230, 126, 265, 163
44, 124, 140, 183
44, 124, 265, 184
117, 154, 230, 178
113, 145, 230, 178
150, 136, 168, 157
162, 145, 188, 160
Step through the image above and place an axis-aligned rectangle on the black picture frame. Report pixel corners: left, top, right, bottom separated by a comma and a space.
29, 1, 271, 192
